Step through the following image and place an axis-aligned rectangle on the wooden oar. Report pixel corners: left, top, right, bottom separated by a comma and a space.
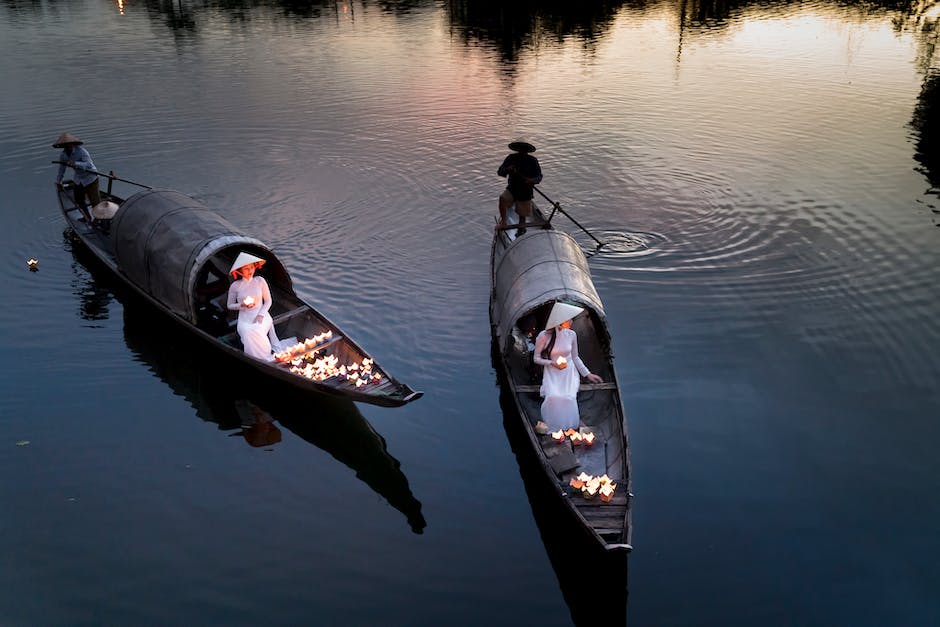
533, 186, 604, 249
52, 161, 152, 190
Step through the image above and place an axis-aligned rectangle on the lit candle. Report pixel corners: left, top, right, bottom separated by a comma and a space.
555, 356, 567, 368
582, 432, 595, 446
570, 432, 583, 446
551, 430, 565, 443
600, 483, 616, 503
243, 296, 255, 307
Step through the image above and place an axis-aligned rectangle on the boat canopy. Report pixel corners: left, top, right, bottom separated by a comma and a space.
491, 230, 606, 346
111, 189, 292, 324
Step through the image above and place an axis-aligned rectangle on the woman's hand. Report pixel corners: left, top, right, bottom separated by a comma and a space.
586, 373, 603, 384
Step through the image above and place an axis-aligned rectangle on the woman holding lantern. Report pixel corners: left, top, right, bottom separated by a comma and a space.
532, 302, 603, 431
227, 252, 281, 361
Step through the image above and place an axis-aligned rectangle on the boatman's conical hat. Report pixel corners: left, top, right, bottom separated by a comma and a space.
52, 132, 83, 148
508, 141, 536, 153
230, 251, 266, 276
545, 302, 585, 329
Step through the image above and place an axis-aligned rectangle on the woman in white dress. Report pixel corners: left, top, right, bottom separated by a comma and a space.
227, 252, 280, 362
532, 302, 603, 431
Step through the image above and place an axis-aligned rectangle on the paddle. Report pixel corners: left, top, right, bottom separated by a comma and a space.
51, 161, 152, 190
533, 186, 605, 250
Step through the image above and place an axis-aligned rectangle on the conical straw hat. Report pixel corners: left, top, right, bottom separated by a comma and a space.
52, 132, 83, 148
545, 302, 585, 329
508, 140, 536, 153
229, 251, 266, 275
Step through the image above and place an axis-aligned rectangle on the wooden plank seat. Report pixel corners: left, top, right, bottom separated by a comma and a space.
226, 304, 309, 329
271, 305, 310, 325
512, 382, 618, 393
273, 335, 345, 367
495, 220, 551, 231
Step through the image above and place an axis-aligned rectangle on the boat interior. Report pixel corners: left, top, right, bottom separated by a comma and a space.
503, 303, 624, 477
502, 301, 631, 545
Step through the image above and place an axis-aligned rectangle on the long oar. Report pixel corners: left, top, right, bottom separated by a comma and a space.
533, 186, 604, 249
52, 161, 152, 190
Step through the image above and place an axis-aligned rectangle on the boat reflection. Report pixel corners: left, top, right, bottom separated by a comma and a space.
66, 234, 427, 535
493, 342, 629, 626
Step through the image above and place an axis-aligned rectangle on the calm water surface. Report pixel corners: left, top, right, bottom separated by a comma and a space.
1, 1, 938, 625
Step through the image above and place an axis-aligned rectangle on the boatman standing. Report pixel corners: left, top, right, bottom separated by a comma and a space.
53, 132, 100, 222
497, 141, 543, 235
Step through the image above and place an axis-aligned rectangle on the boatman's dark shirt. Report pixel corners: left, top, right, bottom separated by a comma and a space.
498, 152, 543, 201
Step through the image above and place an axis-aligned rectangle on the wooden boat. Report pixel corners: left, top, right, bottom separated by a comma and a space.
489, 210, 633, 552
55, 172, 422, 407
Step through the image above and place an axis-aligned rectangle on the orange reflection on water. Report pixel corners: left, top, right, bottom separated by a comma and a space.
117, 0, 124, 15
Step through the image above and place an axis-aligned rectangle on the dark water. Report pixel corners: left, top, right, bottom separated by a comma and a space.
1, 1, 939, 625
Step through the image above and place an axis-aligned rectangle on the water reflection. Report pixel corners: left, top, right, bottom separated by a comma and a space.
912, 70, 940, 204
493, 343, 629, 627
67, 240, 427, 535
65, 231, 115, 323
444, 0, 626, 63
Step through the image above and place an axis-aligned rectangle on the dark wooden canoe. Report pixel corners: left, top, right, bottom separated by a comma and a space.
55, 173, 422, 408
489, 209, 633, 552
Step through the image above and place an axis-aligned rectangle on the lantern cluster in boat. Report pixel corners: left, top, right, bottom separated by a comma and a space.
274, 331, 334, 362
569, 472, 617, 502
279, 340, 383, 388
549, 428, 595, 446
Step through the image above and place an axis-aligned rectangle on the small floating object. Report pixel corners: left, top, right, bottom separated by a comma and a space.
570, 432, 583, 446
16, 440, 30, 447
27, 258, 38, 271
582, 431, 595, 446
600, 482, 617, 502
551, 429, 565, 443
569, 477, 585, 489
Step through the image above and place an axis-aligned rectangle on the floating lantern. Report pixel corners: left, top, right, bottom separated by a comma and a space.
598, 474, 612, 485
569, 477, 585, 489
564, 428, 578, 437
600, 483, 616, 503
570, 432, 583, 446
577, 472, 593, 483
27, 258, 38, 271
551, 430, 565, 443
243, 296, 255, 307
555, 355, 567, 368
582, 432, 595, 446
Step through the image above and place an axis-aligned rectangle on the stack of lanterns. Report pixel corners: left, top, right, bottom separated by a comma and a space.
547, 428, 595, 446
568, 472, 617, 502
275, 331, 383, 387
274, 330, 334, 362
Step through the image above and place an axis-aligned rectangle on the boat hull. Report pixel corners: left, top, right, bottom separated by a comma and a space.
489, 214, 632, 551
57, 183, 422, 407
